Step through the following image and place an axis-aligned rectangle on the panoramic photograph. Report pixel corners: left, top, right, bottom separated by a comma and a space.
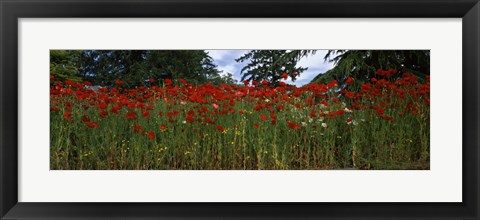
50, 50, 430, 170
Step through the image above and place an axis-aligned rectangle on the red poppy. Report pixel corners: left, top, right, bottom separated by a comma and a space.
217, 126, 224, 132
111, 105, 121, 114
134, 124, 142, 131
164, 79, 173, 86
65, 102, 72, 111
261, 80, 268, 86
142, 111, 150, 119
347, 117, 353, 123
254, 124, 259, 129
327, 80, 338, 88
269, 112, 277, 120
147, 131, 155, 139
149, 78, 155, 83
288, 121, 300, 129
125, 112, 137, 120
99, 110, 108, 118
63, 112, 72, 119
186, 115, 194, 123
279, 82, 286, 86
65, 80, 74, 86
260, 114, 267, 121
282, 73, 289, 79
115, 80, 124, 86
86, 122, 99, 128
346, 91, 355, 99
81, 115, 90, 122
160, 124, 167, 131
346, 77, 354, 84
179, 79, 187, 85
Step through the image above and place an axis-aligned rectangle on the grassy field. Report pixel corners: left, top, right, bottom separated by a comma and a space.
50, 69, 430, 170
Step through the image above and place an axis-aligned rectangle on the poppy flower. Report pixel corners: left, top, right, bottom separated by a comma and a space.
347, 117, 353, 123
160, 124, 167, 131
269, 112, 277, 120
178, 79, 187, 85
260, 114, 267, 121
134, 124, 142, 131
86, 122, 99, 128
99, 110, 108, 118
288, 121, 300, 129
217, 126, 224, 132
346, 91, 355, 99
125, 112, 137, 120
115, 80, 124, 86
346, 77, 354, 84
63, 112, 72, 119
81, 115, 90, 122
254, 124, 259, 129
282, 73, 289, 79
142, 111, 150, 119
147, 131, 155, 139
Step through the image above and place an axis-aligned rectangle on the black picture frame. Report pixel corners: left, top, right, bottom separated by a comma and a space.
1, 0, 479, 219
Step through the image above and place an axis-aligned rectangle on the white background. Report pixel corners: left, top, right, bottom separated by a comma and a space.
18, 18, 462, 202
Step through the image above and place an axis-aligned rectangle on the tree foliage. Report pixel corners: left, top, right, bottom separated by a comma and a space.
50, 50, 84, 82
50, 50, 236, 87
235, 50, 307, 84
310, 50, 430, 85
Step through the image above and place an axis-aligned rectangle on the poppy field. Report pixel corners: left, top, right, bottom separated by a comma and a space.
50, 69, 430, 170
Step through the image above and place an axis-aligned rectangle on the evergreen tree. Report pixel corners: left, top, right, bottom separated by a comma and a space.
310, 50, 430, 85
235, 50, 307, 84
50, 50, 83, 82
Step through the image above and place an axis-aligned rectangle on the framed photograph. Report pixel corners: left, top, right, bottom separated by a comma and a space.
1, 0, 478, 219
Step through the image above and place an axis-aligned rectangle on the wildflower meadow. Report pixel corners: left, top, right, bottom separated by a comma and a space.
50, 67, 430, 170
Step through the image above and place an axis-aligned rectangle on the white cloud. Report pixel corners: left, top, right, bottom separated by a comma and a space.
289, 50, 335, 86
296, 51, 329, 68
217, 64, 236, 77
206, 50, 231, 60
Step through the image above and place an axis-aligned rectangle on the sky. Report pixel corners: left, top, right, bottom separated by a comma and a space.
206, 50, 335, 87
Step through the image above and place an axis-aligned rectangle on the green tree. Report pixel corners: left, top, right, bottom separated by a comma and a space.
54, 50, 224, 87
235, 50, 307, 84
310, 50, 430, 85
50, 50, 83, 82
145, 50, 220, 85
209, 72, 237, 85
